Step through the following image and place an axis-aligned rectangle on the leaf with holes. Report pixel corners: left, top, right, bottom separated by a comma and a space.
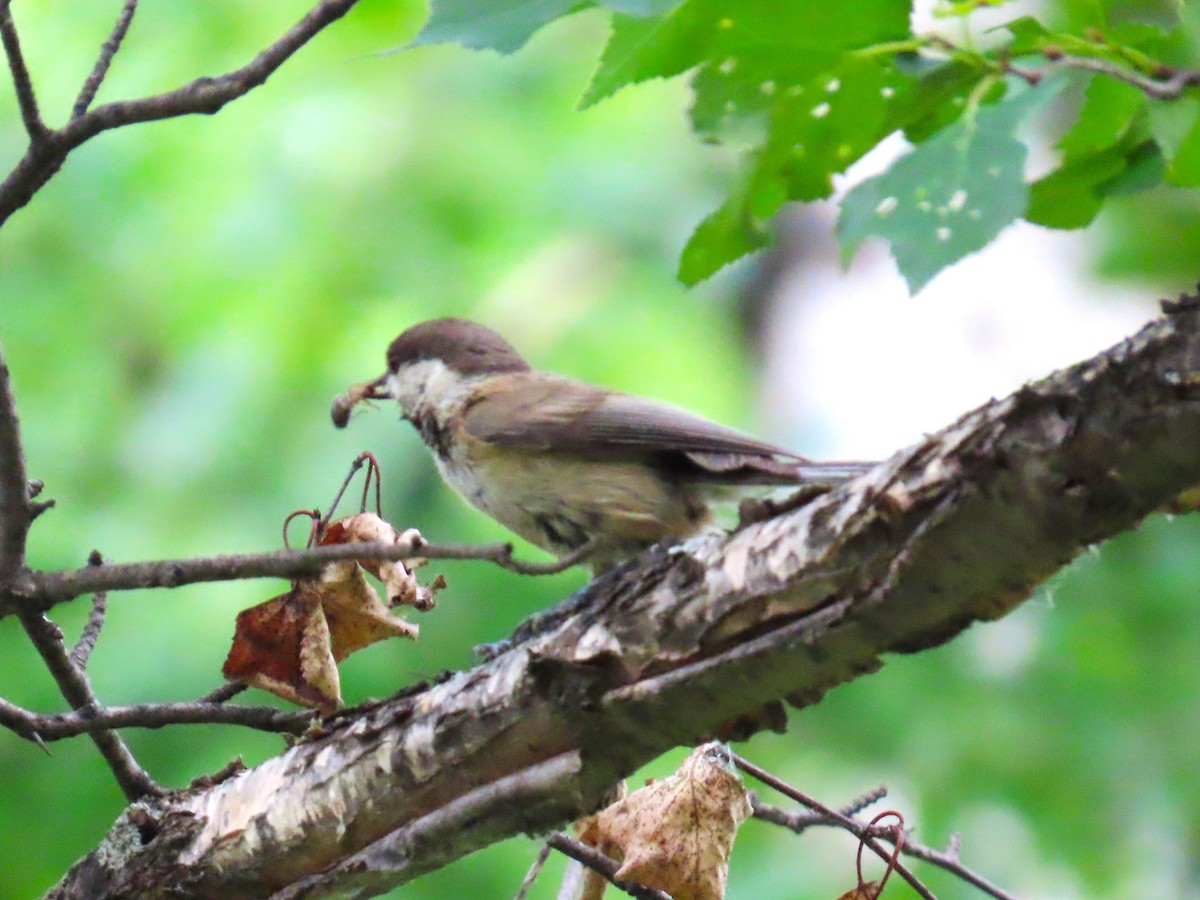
680, 56, 903, 283
838, 82, 1061, 293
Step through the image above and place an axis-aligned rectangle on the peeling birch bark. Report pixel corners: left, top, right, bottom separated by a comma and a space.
48, 301, 1200, 898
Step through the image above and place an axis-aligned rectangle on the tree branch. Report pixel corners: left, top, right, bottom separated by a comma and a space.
7, 535, 584, 617
544, 833, 672, 900
17, 609, 161, 800
45, 298, 1200, 897
72, 0, 140, 119
0, 0, 362, 228
0, 692, 311, 742
0, 345, 32, 581
0, 0, 47, 143
733, 754, 933, 900
1050, 54, 1200, 100
753, 796, 1015, 900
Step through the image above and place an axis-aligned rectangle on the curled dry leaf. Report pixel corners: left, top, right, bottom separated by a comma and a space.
575, 743, 752, 900
320, 515, 438, 611
222, 584, 342, 713
223, 515, 440, 712
836, 881, 881, 900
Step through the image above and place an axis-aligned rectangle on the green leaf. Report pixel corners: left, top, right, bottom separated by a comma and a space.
581, 3, 714, 108
1027, 146, 1131, 228
891, 59, 989, 142
1100, 139, 1165, 194
411, 0, 589, 54
1058, 77, 1146, 161
602, 0, 685, 15
679, 57, 903, 283
1165, 104, 1200, 185
933, 0, 1019, 17
838, 82, 1061, 293
678, 187, 775, 284
687, 0, 911, 141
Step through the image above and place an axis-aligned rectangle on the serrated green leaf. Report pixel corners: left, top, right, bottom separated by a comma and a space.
1058, 77, 1146, 160
1000, 15, 1055, 55
891, 59, 987, 142
678, 57, 903, 283
687, 0, 911, 141
602, 0, 685, 15
1101, 139, 1165, 194
1165, 104, 1200, 185
1027, 146, 1131, 228
837, 83, 1061, 293
580, 3, 714, 108
678, 186, 775, 284
1108, 0, 1182, 32
411, 0, 589, 54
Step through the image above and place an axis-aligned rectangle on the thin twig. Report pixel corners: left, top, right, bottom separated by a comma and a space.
754, 796, 1016, 900
72, 0, 140, 119
68, 592, 107, 670
17, 609, 161, 799
545, 833, 672, 900
0, 0, 363, 228
750, 785, 888, 833
200, 682, 248, 704
896, 837, 1016, 900
13, 535, 589, 616
732, 753, 935, 900
0, 0, 47, 143
1051, 54, 1200, 100
0, 691, 311, 742
422, 538, 597, 575
0, 347, 31, 581
514, 842, 551, 900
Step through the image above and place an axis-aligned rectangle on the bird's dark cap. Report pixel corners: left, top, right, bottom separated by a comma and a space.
386, 318, 531, 377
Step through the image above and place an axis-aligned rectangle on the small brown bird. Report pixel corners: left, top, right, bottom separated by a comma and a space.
334, 318, 871, 568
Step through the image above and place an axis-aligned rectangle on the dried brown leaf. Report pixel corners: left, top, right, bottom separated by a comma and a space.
580, 743, 752, 900
223, 512, 434, 711
321, 514, 439, 610
221, 584, 341, 712
836, 881, 881, 900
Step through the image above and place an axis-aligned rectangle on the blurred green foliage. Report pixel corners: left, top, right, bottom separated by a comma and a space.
0, 2, 1198, 899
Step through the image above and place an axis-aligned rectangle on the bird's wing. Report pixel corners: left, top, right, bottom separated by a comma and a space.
461, 374, 803, 459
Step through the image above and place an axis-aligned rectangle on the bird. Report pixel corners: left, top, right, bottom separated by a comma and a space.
332, 318, 872, 570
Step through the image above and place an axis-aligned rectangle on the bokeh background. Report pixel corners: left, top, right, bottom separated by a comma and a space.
1, 2, 1198, 898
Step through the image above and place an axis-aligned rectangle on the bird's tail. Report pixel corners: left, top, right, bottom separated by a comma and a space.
791, 459, 877, 484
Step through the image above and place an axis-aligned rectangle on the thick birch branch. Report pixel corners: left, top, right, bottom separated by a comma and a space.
48, 299, 1200, 898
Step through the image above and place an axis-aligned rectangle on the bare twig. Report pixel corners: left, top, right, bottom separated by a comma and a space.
200, 682, 247, 704
419, 538, 597, 575
514, 842, 551, 900
0, 691, 311, 742
72, 0, 140, 119
545, 833, 672, 900
68, 592, 107, 669
898, 836, 1016, 900
17, 609, 161, 799
13, 534, 588, 616
0, 0, 363, 228
0, 347, 32, 580
0, 0, 47, 142
732, 754, 935, 900
750, 785, 888, 833
754, 796, 1016, 900
1051, 54, 1200, 100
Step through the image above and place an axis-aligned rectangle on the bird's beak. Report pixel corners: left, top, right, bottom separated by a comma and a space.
357, 373, 392, 401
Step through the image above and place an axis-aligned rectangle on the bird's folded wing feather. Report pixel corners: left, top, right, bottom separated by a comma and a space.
461, 374, 803, 459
